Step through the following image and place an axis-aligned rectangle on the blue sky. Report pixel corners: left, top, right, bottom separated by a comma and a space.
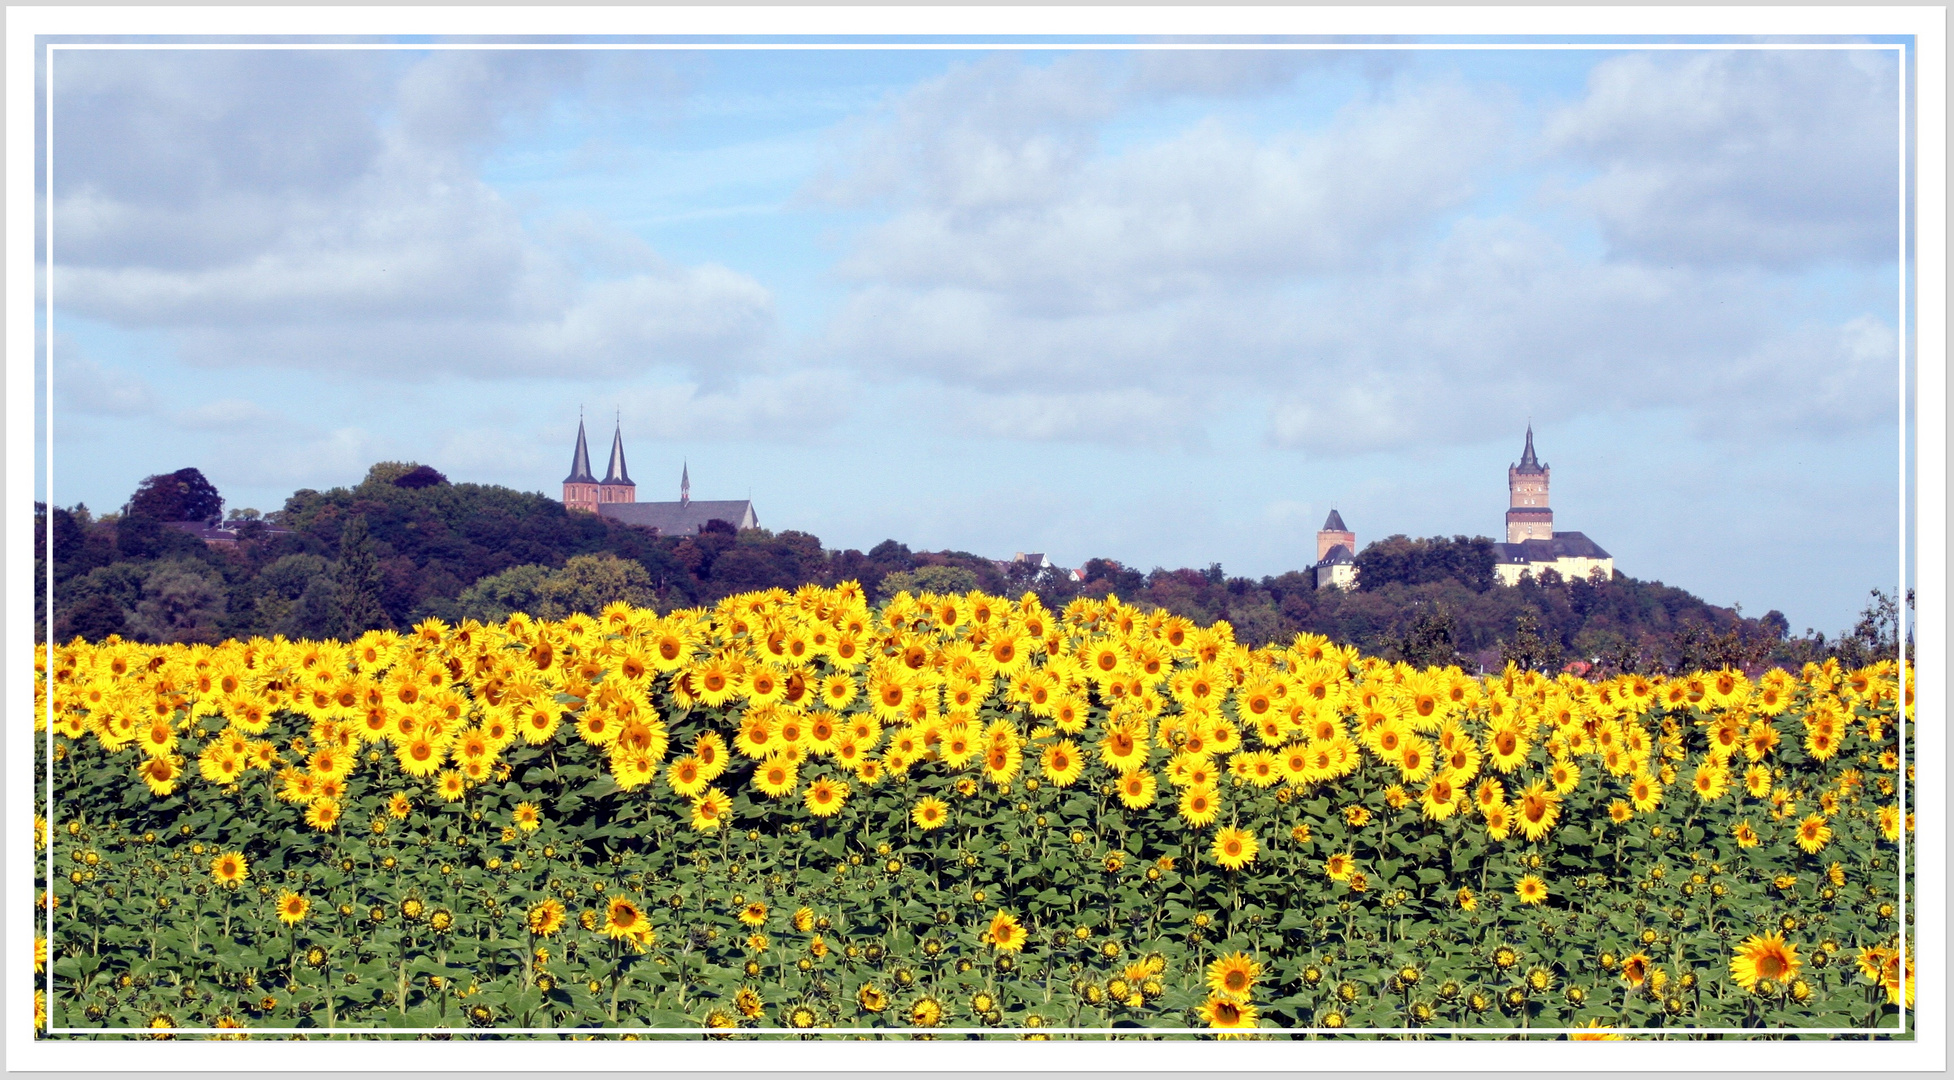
39, 41, 1909, 634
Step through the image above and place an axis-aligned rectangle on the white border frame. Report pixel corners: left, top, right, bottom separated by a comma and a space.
7, 4, 1945, 1072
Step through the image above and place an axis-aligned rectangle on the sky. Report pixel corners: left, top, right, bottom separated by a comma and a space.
37, 40, 1910, 636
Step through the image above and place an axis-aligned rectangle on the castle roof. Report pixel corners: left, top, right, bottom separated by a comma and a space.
599, 499, 757, 536
1321, 508, 1349, 533
1316, 543, 1355, 566
601, 424, 633, 486
1495, 532, 1610, 564
564, 419, 597, 484
1513, 425, 1547, 475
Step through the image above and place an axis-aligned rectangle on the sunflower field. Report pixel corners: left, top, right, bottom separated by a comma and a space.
32, 585, 1913, 1038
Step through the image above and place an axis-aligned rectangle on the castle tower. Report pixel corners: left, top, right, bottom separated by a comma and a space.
1316, 508, 1355, 563
1505, 425, 1553, 543
563, 415, 600, 514
599, 420, 636, 506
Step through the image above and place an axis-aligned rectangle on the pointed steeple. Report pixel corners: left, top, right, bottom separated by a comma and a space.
680, 461, 690, 506
601, 420, 632, 486
1514, 424, 1545, 474
564, 415, 596, 484
1322, 508, 1348, 533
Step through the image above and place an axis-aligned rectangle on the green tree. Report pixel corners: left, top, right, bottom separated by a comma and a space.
453, 564, 554, 623
535, 554, 658, 619
127, 561, 227, 644
1499, 611, 1563, 673
334, 515, 392, 637
879, 564, 980, 598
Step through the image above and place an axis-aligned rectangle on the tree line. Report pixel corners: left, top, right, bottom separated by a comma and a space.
36, 465, 1908, 675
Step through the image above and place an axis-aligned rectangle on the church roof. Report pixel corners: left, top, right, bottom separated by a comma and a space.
1513, 425, 1547, 475
1495, 532, 1610, 564
564, 419, 597, 484
1321, 508, 1349, 533
601, 424, 633, 486
599, 500, 757, 536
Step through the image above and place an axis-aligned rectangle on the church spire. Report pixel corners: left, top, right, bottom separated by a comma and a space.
601, 419, 632, 486
564, 414, 596, 484
680, 461, 690, 506
1515, 424, 1545, 474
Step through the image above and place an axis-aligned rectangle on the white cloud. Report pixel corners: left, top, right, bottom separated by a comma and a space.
1545, 49, 1901, 268
609, 370, 855, 444
53, 345, 156, 416
172, 398, 282, 432
49, 50, 772, 383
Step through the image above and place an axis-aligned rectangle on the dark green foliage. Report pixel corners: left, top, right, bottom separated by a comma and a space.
1355, 534, 1497, 593
333, 515, 393, 637
128, 466, 224, 522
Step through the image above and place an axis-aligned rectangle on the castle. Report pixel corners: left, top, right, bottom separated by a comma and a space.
1310, 426, 1613, 590
561, 417, 758, 536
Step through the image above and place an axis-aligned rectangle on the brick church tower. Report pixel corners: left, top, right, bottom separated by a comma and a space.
1505, 425, 1553, 543
563, 415, 600, 513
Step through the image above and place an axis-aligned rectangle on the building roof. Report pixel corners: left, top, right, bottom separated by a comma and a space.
1316, 543, 1354, 566
598, 500, 757, 536
565, 419, 597, 484
601, 424, 633, 486
1321, 508, 1349, 533
1495, 531, 1611, 564
1513, 424, 1547, 475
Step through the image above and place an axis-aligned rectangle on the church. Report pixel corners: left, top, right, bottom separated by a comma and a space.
1310, 427, 1614, 590
561, 418, 759, 536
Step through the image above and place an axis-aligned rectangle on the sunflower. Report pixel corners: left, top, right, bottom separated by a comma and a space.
1323, 852, 1355, 881
1040, 739, 1085, 787
386, 791, 412, 819
304, 798, 342, 832
1116, 769, 1158, 809
138, 754, 183, 796
754, 756, 799, 799
1729, 931, 1801, 992
275, 890, 310, 925
734, 985, 766, 1019
1514, 781, 1560, 842
1797, 812, 1828, 855
1618, 775, 1659, 818
1211, 827, 1258, 871
1514, 874, 1549, 906
1692, 759, 1730, 802
804, 777, 848, 817
690, 787, 732, 832
908, 996, 944, 1027
527, 898, 566, 937
396, 735, 443, 778
912, 796, 949, 831
602, 896, 651, 941
511, 801, 542, 832
210, 851, 248, 887
1199, 993, 1259, 1030
1206, 952, 1261, 999
984, 910, 1028, 953
1177, 784, 1221, 828
1620, 952, 1651, 988
857, 982, 890, 1014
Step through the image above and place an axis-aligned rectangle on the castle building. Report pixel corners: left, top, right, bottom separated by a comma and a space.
1492, 426, 1613, 586
1312, 509, 1357, 590
561, 419, 757, 536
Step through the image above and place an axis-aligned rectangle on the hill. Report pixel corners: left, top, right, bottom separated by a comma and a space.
36, 464, 1904, 674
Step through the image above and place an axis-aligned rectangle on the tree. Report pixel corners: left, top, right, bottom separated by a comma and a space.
392, 465, 448, 489
1355, 535, 1497, 593
127, 561, 227, 644
54, 592, 127, 643
128, 467, 223, 522
880, 565, 980, 598
454, 564, 554, 623
1500, 612, 1563, 673
535, 553, 658, 619
1389, 604, 1463, 669
333, 515, 393, 637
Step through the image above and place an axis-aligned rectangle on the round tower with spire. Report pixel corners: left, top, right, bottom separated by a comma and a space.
563, 412, 601, 514
1505, 424, 1553, 543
